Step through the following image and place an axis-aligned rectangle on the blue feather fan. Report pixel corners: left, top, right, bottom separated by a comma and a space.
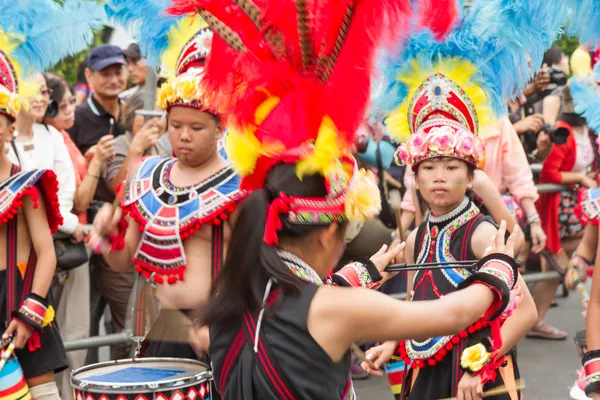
571, 64, 600, 133
566, 0, 600, 46
104, 0, 178, 68
0, 0, 105, 75
373, 0, 567, 119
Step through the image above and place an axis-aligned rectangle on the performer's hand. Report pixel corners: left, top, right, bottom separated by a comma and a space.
483, 220, 517, 259
3, 319, 33, 349
92, 203, 122, 237
370, 242, 404, 282
457, 372, 484, 400
361, 340, 398, 376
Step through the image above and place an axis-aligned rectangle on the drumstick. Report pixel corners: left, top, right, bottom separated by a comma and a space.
351, 343, 377, 371
0, 340, 15, 372
438, 378, 526, 400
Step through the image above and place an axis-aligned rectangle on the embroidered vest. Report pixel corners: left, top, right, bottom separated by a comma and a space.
402, 198, 493, 366
121, 156, 246, 284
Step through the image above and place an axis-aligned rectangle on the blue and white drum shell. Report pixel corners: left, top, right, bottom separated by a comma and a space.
70, 358, 212, 400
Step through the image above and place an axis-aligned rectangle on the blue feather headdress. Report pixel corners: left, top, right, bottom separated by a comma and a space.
565, 0, 600, 46
373, 0, 567, 144
0, 0, 105, 75
571, 64, 600, 133
0, 0, 104, 120
104, 0, 180, 68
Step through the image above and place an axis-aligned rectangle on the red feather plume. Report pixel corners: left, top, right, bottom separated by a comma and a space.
167, 0, 413, 188
416, 0, 459, 40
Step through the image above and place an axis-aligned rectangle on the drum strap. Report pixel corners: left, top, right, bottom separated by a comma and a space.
211, 224, 224, 283
5, 164, 37, 320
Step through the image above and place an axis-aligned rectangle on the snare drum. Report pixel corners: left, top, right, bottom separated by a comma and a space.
71, 358, 212, 400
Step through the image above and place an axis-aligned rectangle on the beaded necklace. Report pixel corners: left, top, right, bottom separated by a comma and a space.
277, 250, 324, 286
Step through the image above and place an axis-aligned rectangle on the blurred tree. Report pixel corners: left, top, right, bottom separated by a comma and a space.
555, 33, 580, 58
50, 0, 110, 86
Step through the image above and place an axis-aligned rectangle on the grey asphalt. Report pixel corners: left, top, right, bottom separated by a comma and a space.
355, 287, 584, 399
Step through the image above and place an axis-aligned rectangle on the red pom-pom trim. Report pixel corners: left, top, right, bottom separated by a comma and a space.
398, 316, 494, 368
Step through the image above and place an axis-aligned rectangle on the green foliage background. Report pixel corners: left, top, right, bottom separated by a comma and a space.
51, 0, 111, 86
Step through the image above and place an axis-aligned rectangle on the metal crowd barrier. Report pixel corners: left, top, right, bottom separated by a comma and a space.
61, 163, 569, 352
63, 272, 563, 352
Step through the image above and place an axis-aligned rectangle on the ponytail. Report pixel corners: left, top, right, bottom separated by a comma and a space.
203, 164, 331, 327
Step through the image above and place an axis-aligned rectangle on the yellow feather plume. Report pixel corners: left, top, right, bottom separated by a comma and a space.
161, 16, 205, 78
0, 31, 35, 114
386, 58, 491, 143
296, 116, 344, 180
225, 124, 284, 177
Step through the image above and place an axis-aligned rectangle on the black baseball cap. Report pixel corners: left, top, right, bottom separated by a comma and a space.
123, 43, 142, 61
88, 44, 127, 71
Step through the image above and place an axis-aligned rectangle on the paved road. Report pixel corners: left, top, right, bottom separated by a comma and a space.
355, 287, 585, 399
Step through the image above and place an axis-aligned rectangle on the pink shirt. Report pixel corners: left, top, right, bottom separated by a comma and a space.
401, 116, 538, 212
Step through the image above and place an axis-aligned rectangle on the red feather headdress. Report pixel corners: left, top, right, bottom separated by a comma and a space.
167, 0, 454, 244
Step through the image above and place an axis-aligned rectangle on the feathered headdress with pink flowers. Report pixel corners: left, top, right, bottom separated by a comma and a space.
375, 0, 567, 170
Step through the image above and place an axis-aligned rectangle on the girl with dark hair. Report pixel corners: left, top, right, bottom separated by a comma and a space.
43, 72, 115, 220
167, 1, 521, 399
42, 72, 114, 399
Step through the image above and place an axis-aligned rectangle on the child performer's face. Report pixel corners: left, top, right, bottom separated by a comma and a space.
415, 157, 474, 215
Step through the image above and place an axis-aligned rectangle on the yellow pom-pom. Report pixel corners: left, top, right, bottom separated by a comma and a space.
43, 306, 55, 327
157, 81, 176, 110
344, 169, 382, 222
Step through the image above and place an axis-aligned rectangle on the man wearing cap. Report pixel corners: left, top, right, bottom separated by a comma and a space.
68, 44, 127, 155
67, 44, 134, 361
120, 43, 147, 100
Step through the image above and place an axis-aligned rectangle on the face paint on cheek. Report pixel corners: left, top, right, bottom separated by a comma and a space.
449, 179, 466, 185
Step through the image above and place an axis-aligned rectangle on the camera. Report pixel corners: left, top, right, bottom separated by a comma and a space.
544, 65, 568, 95
541, 124, 570, 145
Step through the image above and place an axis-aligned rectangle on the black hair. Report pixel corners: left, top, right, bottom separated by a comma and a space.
202, 164, 345, 327
122, 90, 146, 133
543, 45, 564, 67
43, 72, 72, 105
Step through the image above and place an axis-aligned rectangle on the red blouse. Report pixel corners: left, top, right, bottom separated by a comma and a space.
536, 122, 578, 253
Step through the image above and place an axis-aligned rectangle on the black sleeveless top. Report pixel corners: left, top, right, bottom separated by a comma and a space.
209, 284, 353, 400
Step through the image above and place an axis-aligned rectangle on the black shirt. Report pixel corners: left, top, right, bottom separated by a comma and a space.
68, 95, 125, 155
210, 284, 352, 399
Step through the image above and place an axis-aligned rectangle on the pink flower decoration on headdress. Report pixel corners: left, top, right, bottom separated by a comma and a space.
474, 137, 486, 160
427, 126, 457, 155
409, 133, 428, 157
456, 130, 476, 157
395, 145, 412, 166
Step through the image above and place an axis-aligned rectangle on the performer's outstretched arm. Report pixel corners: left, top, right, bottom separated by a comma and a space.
308, 225, 519, 363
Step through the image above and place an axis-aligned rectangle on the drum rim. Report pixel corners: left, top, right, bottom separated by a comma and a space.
70, 358, 212, 393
